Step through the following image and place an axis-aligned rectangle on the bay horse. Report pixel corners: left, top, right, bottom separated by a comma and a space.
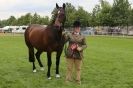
24, 3, 66, 79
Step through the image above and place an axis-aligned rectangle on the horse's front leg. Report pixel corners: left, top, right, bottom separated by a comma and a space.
47, 52, 52, 79
33, 62, 36, 72
55, 50, 63, 78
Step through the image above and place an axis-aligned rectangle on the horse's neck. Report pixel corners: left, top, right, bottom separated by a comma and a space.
46, 25, 61, 41
47, 16, 64, 41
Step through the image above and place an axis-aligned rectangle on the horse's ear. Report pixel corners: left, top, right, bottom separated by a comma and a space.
63, 3, 66, 9
56, 3, 59, 9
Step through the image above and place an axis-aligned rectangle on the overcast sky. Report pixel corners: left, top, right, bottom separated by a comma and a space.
0, 0, 133, 20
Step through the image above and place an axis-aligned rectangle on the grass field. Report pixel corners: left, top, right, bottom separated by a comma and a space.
0, 35, 133, 88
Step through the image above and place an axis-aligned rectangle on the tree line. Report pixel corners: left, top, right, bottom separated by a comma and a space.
0, 0, 133, 28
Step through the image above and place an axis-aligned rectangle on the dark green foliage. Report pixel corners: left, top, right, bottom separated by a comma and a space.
0, 1, 133, 27
111, 0, 131, 26
0, 13, 50, 26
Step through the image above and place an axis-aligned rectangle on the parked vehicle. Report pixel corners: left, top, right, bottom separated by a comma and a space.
12, 26, 28, 33
1, 26, 28, 33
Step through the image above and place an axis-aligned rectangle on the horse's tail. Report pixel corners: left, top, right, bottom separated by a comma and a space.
24, 26, 35, 62
24, 26, 31, 47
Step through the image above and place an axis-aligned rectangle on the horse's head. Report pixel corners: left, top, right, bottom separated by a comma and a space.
54, 3, 66, 27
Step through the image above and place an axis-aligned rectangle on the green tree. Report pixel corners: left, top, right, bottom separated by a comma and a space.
0, 20, 2, 27
99, 0, 112, 26
90, 4, 101, 27
0, 20, 7, 27
111, 0, 131, 26
23, 13, 32, 25
65, 3, 77, 27
1, 1, 133, 28
75, 6, 91, 27
6, 16, 16, 25
31, 13, 40, 24
38, 16, 49, 25
128, 9, 133, 26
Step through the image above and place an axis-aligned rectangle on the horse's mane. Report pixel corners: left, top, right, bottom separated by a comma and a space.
50, 10, 58, 25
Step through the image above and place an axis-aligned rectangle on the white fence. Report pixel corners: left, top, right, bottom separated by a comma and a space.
1, 26, 133, 37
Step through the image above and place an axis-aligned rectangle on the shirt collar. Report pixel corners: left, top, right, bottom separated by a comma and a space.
73, 32, 80, 35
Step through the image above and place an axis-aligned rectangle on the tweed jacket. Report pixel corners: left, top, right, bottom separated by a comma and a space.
64, 32, 87, 59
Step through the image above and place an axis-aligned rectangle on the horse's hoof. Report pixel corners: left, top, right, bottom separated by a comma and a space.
33, 69, 37, 73
56, 74, 60, 78
48, 77, 51, 80
40, 67, 44, 71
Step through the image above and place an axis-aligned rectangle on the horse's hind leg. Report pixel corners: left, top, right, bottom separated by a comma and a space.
28, 47, 36, 72
25, 28, 36, 72
35, 51, 44, 71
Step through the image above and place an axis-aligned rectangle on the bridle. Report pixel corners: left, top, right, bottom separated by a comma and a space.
54, 8, 65, 28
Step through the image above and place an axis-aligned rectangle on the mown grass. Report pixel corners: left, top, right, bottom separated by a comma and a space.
0, 35, 133, 88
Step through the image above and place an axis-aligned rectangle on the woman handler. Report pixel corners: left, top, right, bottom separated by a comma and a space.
64, 20, 87, 85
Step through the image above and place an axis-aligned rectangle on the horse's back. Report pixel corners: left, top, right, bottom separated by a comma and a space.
25, 24, 45, 39
25, 24, 48, 50
24, 24, 63, 52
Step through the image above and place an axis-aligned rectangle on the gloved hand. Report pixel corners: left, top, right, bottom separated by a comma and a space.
77, 47, 82, 51
71, 43, 78, 50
